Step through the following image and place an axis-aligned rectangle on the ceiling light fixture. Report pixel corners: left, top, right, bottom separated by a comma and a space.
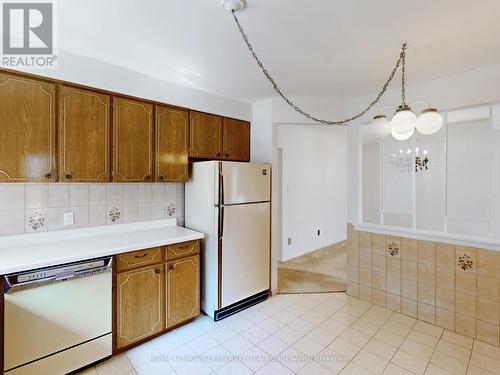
226, 5, 443, 139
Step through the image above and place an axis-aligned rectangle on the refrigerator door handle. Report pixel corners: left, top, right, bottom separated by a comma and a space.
218, 206, 225, 239
219, 172, 225, 206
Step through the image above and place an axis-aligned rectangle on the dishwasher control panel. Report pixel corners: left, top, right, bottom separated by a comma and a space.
3, 257, 112, 293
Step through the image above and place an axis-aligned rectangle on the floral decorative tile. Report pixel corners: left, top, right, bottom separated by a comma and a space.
458, 254, 473, 271
108, 206, 121, 223
166, 202, 176, 217
28, 210, 46, 230
387, 242, 400, 257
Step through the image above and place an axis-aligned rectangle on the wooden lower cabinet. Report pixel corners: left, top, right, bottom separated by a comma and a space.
114, 240, 200, 352
116, 264, 164, 350
166, 255, 200, 328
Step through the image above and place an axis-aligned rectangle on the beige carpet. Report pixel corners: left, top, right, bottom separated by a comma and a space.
278, 241, 347, 294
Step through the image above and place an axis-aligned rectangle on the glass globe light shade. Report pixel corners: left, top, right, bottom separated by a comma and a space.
391, 106, 417, 140
391, 127, 414, 141
371, 115, 391, 137
416, 108, 443, 135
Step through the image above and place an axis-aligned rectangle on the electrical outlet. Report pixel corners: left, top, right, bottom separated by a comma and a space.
63, 212, 74, 226
317, 229, 321, 236
288, 237, 292, 245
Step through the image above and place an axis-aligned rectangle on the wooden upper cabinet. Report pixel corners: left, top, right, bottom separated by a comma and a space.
223, 118, 250, 161
59, 86, 111, 182
0, 72, 56, 182
166, 256, 200, 328
113, 97, 153, 182
156, 106, 189, 182
189, 111, 223, 159
116, 264, 164, 350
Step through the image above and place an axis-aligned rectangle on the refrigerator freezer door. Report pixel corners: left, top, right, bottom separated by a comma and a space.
220, 202, 270, 308
221, 162, 270, 205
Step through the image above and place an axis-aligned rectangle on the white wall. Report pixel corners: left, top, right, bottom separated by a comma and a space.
251, 99, 273, 163
277, 124, 347, 261
12, 50, 252, 121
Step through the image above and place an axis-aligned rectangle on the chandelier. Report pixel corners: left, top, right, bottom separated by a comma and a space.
223, 0, 443, 139
390, 147, 430, 173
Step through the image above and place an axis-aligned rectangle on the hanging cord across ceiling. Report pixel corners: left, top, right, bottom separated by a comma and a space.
231, 9, 407, 125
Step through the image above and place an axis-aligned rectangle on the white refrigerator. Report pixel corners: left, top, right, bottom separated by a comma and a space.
185, 161, 271, 320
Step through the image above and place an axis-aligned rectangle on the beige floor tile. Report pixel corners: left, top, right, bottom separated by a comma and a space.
375, 328, 406, 348
441, 331, 474, 350
305, 326, 338, 347
95, 354, 136, 375
364, 338, 398, 360
472, 339, 500, 359
298, 361, 334, 375
469, 351, 500, 374
351, 318, 380, 336
425, 363, 455, 375
407, 329, 440, 348
430, 351, 469, 375
391, 349, 429, 375
466, 364, 495, 375
383, 320, 413, 337
339, 361, 374, 375
389, 312, 417, 328
352, 348, 389, 374
435, 340, 471, 360
278, 347, 308, 373
383, 363, 413, 375
340, 326, 372, 347
414, 320, 444, 338
400, 338, 434, 362
293, 336, 325, 357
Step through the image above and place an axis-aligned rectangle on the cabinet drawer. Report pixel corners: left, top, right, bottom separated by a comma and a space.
115, 247, 163, 272
167, 240, 200, 260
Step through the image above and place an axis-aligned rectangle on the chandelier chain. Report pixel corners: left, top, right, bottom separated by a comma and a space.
401, 43, 407, 106
231, 10, 407, 125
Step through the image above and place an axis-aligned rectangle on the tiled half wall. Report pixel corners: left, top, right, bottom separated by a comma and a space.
0, 183, 184, 236
345, 225, 500, 346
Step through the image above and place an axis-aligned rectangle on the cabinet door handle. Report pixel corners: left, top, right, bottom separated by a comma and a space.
168, 265, 175, 271
216, 152, 221, 157
134, 253, 148, 259
144, 175, 151, 181
44, 172, 52, 180
224, 153, 229, 157
65, 174, 73, 180
154, 268, 161, 275
159, 175, 165, 181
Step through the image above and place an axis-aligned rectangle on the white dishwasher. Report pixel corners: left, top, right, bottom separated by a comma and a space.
3, 257, 113, 375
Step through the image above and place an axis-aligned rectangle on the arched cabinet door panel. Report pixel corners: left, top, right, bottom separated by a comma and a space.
189, 111, 223, 159
166, 255, 200, 328
116, 265, 164, 350
0, 72, 56, 182
223, 118, 250, 161
59, 85, 111, 182
156, 106, 189, 182
113, 97, 154, 182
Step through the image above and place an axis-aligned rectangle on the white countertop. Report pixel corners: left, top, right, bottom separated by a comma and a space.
354, 223, 500, 252
0, 219, 204, 275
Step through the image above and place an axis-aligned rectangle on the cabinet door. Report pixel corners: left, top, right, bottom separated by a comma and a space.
223, 118, 250, 161
156, 106, 189, 182
166, 256, 200, 328
0, 72, 56, 182
189, 111, 223, 159
116, 265, 164, 350
113, 97, 153, 182
59, 86, 110, 182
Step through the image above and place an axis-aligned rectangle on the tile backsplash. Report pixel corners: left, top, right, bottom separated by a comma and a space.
0, 183, 185, 236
